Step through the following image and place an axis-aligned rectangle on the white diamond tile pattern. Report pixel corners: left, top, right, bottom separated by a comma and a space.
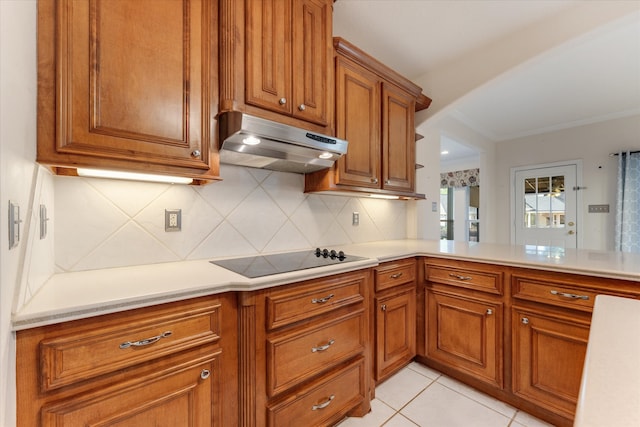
54, 165, 409, 272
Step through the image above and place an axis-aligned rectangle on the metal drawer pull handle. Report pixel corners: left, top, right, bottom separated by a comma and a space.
390, 272, 403, 279
521, 317, 529, 325
550, 290, 589, 300
119, 331, 172, 349
312, 339, 335, 353
449, 273, 472, 281
200, 369, 211, 380
312, 395, 335, 410
312, 294, 334, 304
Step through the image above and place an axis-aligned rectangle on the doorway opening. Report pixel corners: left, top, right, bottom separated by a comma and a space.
440, 185, 480, 242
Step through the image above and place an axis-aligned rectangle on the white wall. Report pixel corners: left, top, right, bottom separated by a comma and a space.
0, 2, 41, 425
414, 1, 640, 122
493, 114, 640, 250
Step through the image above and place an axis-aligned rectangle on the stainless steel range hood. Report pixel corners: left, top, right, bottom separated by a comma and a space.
218, 112, 348, 174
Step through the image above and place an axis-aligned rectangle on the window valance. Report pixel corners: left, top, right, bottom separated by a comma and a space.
440, 168, 479, 188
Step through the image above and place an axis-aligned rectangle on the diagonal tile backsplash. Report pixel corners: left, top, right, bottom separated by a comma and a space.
55, 164, 410, 272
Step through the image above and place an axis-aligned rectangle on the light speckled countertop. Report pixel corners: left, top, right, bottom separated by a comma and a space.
574, 295, 640, 427
13, 239, 640, 330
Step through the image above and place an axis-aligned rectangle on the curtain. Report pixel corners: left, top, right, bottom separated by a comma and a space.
440, 168, 479, 188
614, 151, 640, 252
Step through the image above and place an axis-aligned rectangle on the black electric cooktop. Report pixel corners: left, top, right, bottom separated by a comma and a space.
210, 248, 366, 278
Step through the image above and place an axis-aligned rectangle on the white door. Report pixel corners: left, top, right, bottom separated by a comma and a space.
514, 164, 578, 248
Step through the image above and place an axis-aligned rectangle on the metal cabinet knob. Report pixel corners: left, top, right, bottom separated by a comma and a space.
381, 304, 387, 311
486, 308, 493, 315
568, 230, 575, 235
372, 178, 379, 184
191, 150, 201, 157
521, 317, 529, 325
298, 104, 306, 111
385, 180, 390, 184
279, 97, 287, 105
200, 369, 211, 380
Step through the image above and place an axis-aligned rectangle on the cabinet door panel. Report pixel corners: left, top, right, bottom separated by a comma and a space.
245, 0, 291, 115
291, 0, 331, 125
375, 288, 416, 380
335, 57, 381, 187
427, 290, 503, 387
382, 83, 415, 192
512, 308, 589, 419
41, 352, 219, 427
58, 0, 211, 169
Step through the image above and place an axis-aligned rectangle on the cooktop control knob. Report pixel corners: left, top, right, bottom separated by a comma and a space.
322, 249, 329, 258
338, 250, 346, 261
330, 249, 338, 259
315, 247, 322, 257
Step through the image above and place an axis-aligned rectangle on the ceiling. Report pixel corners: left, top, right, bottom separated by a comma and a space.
333, 1, 640, 161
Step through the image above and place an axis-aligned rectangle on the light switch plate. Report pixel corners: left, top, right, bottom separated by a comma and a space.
588, 204, 610, 213
9, 201, 20, 249
40, 204, 49, 239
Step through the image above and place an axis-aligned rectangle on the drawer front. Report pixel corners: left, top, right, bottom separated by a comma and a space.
512, 277, 598, 312
375, 259, 416, 292
40, 300, 221, 391
425, 259, 503, 295
267, 356, 366, 427
266, 270, 368, 330
267, 309, 366, 396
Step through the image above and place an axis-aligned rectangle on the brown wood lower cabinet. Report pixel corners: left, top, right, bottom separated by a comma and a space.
238, 269, 372, 427
373, 258, 417, 382
16, 294, 238, 427
512, 306, 590, 420
418, 257, 640, 427
426, 289, 503, 389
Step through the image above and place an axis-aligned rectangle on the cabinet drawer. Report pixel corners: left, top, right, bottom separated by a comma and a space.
40, 299, 221, 391
265, 270, 368, 330
512, 277, 598, 312
375, 259, 416, 292
267, 309, 366, 396
425, 259, 503, 295
267, 356, 366, 427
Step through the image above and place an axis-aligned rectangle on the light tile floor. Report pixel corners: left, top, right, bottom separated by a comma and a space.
338, 362, 556, 427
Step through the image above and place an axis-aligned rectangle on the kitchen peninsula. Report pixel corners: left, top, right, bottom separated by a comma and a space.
14, 240, 640, 426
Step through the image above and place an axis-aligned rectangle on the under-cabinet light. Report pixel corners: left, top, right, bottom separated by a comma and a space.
369, 194, 400, 200
242, 136, 261, 145
76, 168, 193, 184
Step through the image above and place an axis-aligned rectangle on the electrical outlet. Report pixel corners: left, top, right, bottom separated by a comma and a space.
352, 211, 359, 226
165, 209, 182, 231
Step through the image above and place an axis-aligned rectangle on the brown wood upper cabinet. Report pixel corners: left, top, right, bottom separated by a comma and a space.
220, 0, 334, 134
37, 0, 221, 183
305, 38, 431, 199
